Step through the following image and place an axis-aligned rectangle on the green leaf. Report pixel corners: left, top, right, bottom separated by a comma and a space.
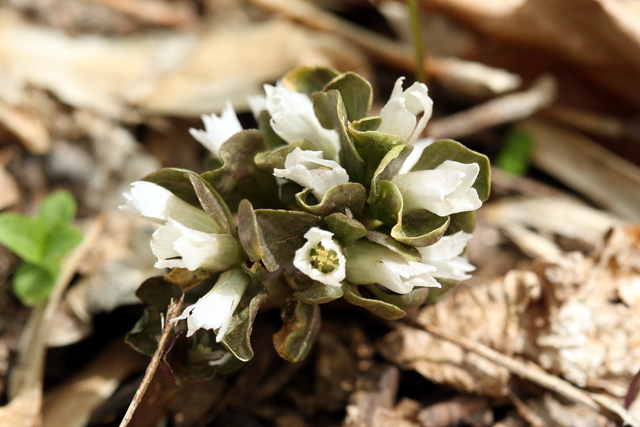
219, 280, 269, 362
349, 124, 412, 196
496, 129, 533, 176
237, 200, 321, 272
324, 72, 373, 121
254, 139, 317, 173
186, 171, 235, 236
411, 139, 491, 201
13, 262, 58, 306
201, 130, 280, 210
294, 281, 344, 304
38, 190, 77, 226
295, 183, 367, 218
0, 213, 48, 264
42, 222, 83, 261
424, 279, 458, 304
273, 299, 321, 362
365, 230, 421, 262
365, 285, 429, 311
367, 180, 403, 227
391, 210, 449, 247
312, 90, 365, 183
143, 167, 203, 208
325, 213, 368, 247
342, 283, 406, 320
282, 66, 340, 96
447, 211, 476, 234
126, 277, 183, 356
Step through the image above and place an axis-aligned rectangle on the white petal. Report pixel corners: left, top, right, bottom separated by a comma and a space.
120, 181, 219, 233
247, 94, 266, 119
377, 77, 433, 144
398, 137, 435, 175
392, 161, 482, 217
264, 84, 341, 160
273, 148, 349, 199
151, 219, 243, 271
189, 101, 243, 157
172, 268, 249, 341
418, 231, 475, 281
293, 227, 346, 287
345, 241, 439, 294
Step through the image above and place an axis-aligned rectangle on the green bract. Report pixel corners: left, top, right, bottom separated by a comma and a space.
123, 66, 491, 375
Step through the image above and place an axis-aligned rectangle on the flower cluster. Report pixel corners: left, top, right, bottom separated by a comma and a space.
122, 67, 490, 374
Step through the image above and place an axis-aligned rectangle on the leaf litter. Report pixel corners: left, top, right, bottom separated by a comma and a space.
1, 1, 640, 426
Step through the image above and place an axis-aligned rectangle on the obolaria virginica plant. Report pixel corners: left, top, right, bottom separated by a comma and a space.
122, 67, 490, 378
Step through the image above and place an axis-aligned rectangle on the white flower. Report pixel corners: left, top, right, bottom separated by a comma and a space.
273, 148, 349, 200
392, 160, 482, 217
264, 84, 341, 160
151, 218, 244, 271
121, 181, 219, 233
172, 268, 249, 341
121, 181, 244, 272
189, 101, 243, 158
345, 240, 439, 294
398, 137, 435, 175
418, 231, 475, 281
294, 227, 346, 287
247, 94, 266, 120
377, 77, 433, 144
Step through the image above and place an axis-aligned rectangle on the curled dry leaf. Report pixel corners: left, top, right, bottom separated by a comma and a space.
378, 270, 539, 396
0, 10, 370, 119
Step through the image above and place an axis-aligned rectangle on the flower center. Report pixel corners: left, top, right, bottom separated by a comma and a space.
309, 244, 339, 274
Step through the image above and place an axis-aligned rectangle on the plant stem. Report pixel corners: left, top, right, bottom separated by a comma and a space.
406, 0, 427, 84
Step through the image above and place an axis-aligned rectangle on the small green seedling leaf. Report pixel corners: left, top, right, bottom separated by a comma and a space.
38, 190, 77, 226
496, 129, 534, 176
0, 213, 48, 264
13, 262, 59, 306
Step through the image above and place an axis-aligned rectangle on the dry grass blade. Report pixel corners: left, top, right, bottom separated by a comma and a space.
118, 293, 184, 427
427, 75, 557, 139
400, 317, 640, 427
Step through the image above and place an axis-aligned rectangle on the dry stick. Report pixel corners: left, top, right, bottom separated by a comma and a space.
426, 75, 557, 139
118, 293, 185, 427
248, 0, 519, 94
400, 317, 640, 427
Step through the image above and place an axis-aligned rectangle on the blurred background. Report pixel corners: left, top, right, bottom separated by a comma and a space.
1, 0, 640, 426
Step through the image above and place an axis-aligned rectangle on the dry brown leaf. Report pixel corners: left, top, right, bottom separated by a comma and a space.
0, 164, 19, 210
378, 270, 539, 397
417, 0, 640, 108
0, 9, 370, 119
526, 226, 640, 397
42, 340, 146, 427
520, 118, 640, 221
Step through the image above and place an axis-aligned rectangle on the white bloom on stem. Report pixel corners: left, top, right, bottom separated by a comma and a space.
121, 181, 243, 272
273, 148, 349, 200
172, 268, 249, 341
121, 181, 219, 233
418, 231, 475, 281
294, 227, 346, 287
151, 218, 244, 271
377, 77, 433, 144
264, 84, 341, 160
398, 137, 435, 175
392, 160, 482, 217
189, 101, 243, 158
345, 240, 439, 294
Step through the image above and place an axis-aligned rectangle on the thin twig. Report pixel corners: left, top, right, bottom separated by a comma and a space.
400, 317, 640, 427
118, 293, 185, 427
427, 75, 557, 139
